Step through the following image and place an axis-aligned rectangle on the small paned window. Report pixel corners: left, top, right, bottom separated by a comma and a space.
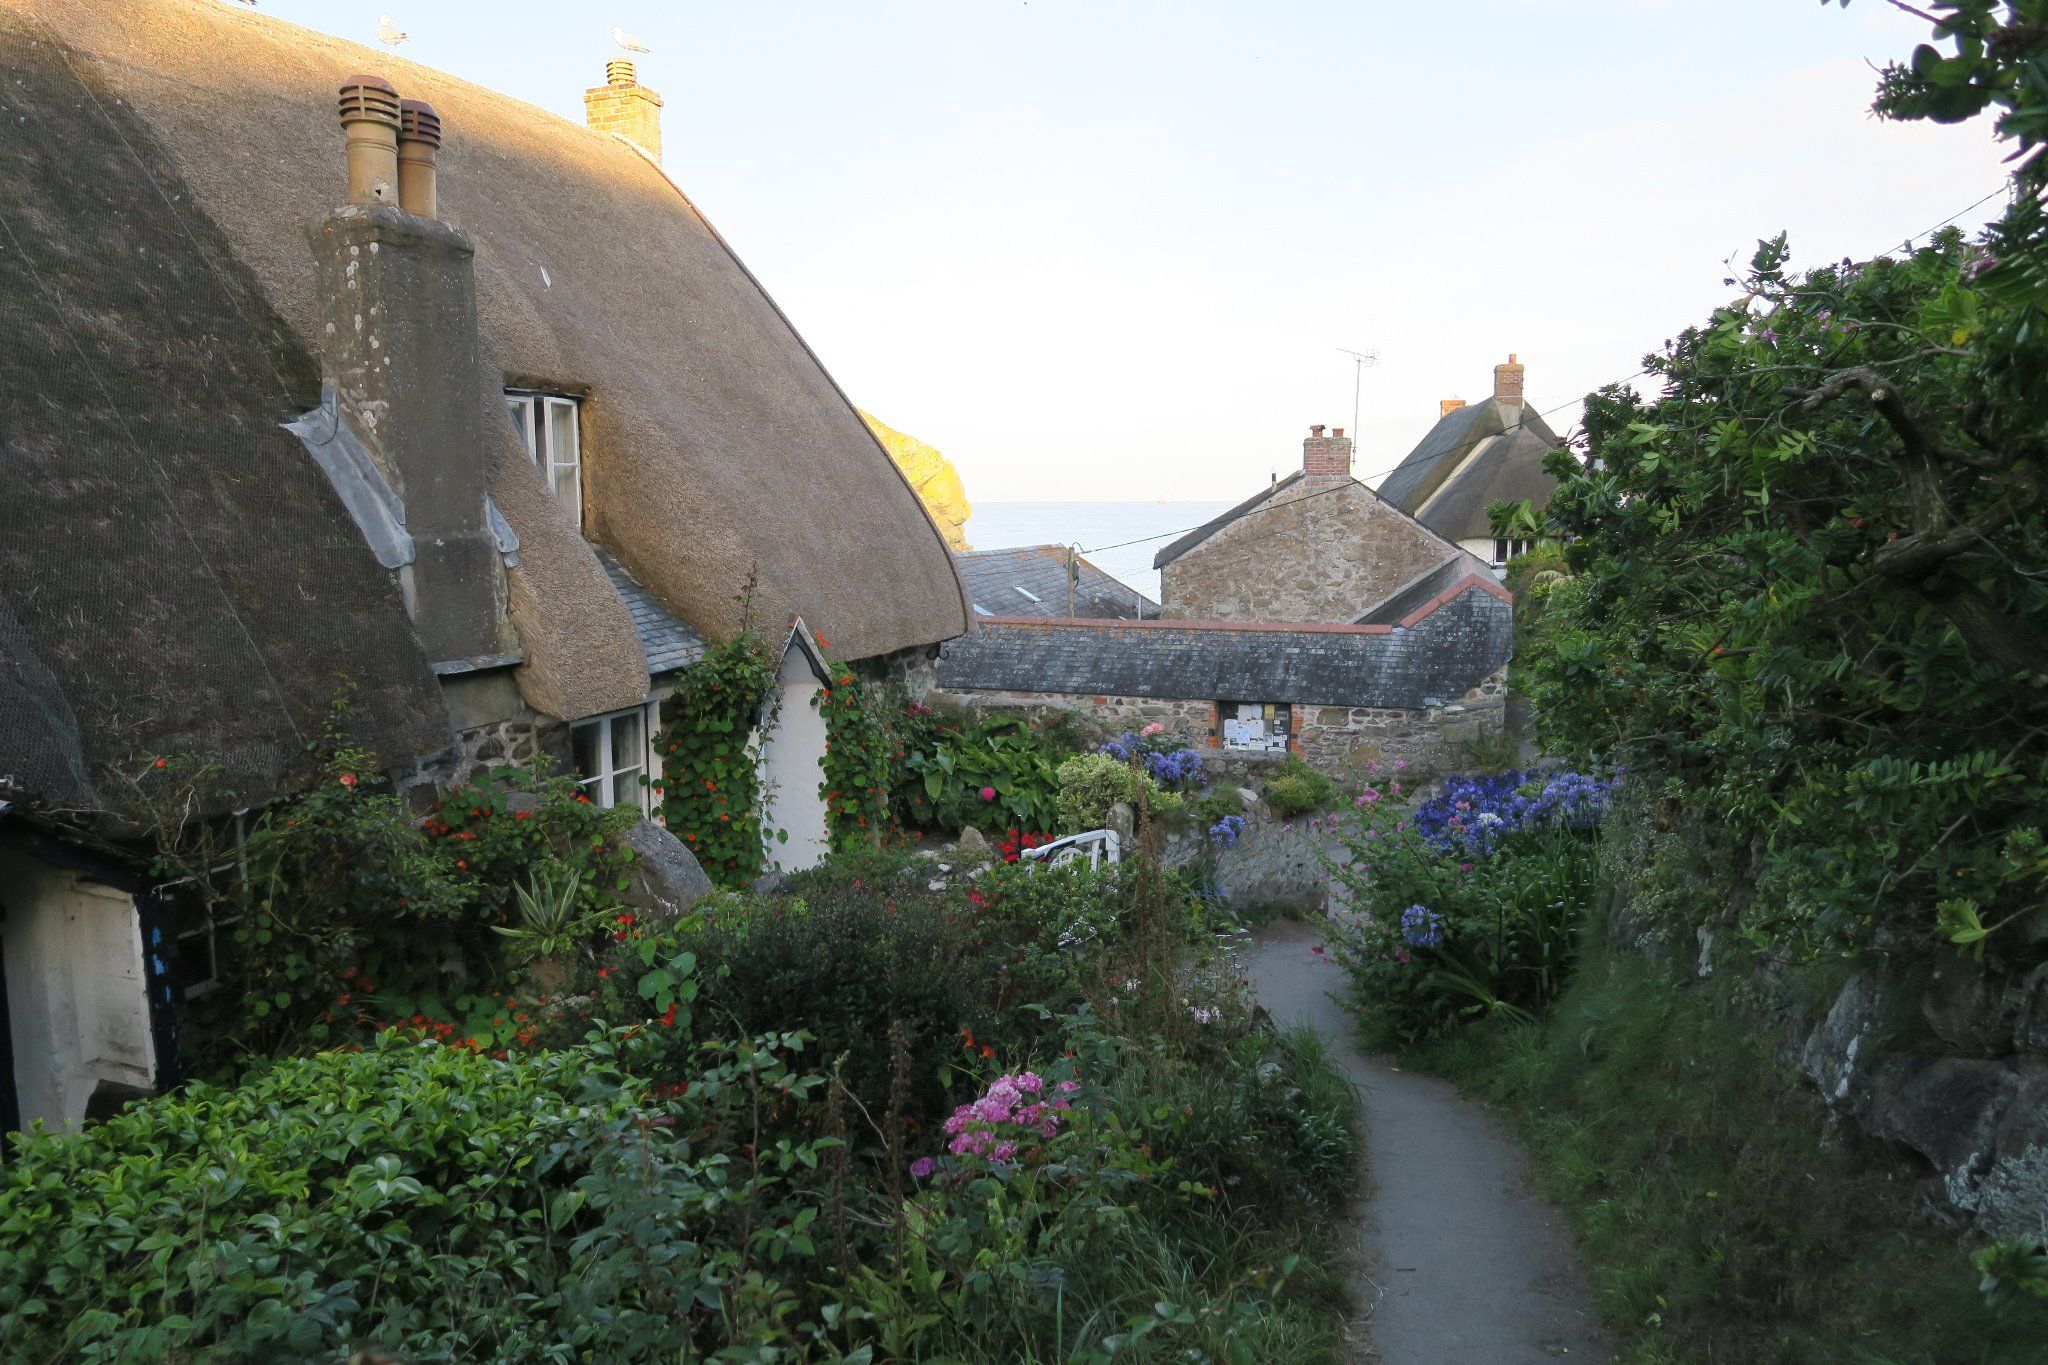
571, 703, 657, 815
506, 391, 584, 530
1491, 537, 1533, 567
171, 811, 249, 997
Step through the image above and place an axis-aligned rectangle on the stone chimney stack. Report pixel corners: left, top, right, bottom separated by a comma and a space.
584, 59, 663, 162
312, 77, 506, 666
1301, 424, 1353, 489
1494, 353, 1525, 409
1440, 397, 1466, 419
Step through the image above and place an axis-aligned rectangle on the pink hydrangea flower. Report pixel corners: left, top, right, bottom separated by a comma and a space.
980, 786, 996, 801
908, 1157, 936, 1178
1141, 722, 1165, 737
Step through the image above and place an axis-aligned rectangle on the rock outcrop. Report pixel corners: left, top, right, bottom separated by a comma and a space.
862, 410, 972, 550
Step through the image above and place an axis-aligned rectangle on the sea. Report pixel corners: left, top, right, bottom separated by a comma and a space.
963, 501, 1234, 602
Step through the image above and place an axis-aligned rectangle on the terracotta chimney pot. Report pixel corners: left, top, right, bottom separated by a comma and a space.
396, 100, 442, 219
1441, 397, 1466, 419
337, 74, 401, 206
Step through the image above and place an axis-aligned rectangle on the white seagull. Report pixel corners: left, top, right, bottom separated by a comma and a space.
611, 25, 652, 53
376, 13, 408, 47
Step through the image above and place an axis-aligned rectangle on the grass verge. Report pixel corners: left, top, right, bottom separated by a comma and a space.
1408, 925, 2048, 1364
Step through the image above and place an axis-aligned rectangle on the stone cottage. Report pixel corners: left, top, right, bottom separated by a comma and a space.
932, 568, 1512, 771
0, 0, 966, 1131
1378, 355, 1563, 568
1153, 425, 1480, 623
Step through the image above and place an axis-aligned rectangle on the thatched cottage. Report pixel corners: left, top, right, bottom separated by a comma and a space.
1378, 355, 1563, 568
0, 0, 965, 1130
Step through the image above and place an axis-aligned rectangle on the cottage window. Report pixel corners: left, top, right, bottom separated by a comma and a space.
571, 703, 658, 815
171, 811, 249, 997
1221, 702, 1291, 754
1491, 537, 1534, 567
505, 391, 583, 529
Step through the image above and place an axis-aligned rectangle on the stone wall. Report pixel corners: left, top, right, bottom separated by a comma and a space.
390, 715, 566, 812
928, 678, 1506, 778
1293, 666, 1509, 774
1159, 481, 1453, 623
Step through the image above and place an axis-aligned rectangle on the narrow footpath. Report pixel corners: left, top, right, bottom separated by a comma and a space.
1244, 919, 1610, 1363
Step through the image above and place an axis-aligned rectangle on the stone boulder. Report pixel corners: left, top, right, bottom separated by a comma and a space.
1104, 802, 1136, 847
954, 826, 996, 870
619, 819, 715, 918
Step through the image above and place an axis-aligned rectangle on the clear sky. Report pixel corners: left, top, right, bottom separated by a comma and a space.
258, 0, 2012, 501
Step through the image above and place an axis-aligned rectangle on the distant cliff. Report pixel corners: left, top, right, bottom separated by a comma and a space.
861, 411, 972, 550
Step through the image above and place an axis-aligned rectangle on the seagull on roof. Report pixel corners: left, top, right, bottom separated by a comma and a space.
376, 13, 408, 47
611, 25, 652, 53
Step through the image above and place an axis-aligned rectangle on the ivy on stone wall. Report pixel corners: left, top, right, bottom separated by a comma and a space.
657, 631, 779, 889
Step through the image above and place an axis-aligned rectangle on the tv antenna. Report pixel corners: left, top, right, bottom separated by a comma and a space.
1336, 346, 1379, 448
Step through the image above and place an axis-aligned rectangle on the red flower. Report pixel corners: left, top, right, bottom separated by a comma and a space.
152, 758, 167, 769
339, 773, 358, 788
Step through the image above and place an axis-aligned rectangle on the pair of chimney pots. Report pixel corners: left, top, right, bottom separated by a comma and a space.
338, 74, 441, 218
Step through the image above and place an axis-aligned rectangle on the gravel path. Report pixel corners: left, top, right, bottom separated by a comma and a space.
1244, 918, 1610, 1363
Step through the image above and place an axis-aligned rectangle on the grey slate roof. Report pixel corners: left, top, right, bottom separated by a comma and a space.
937, 577, 1512, 711
1375, 399, 1562, 539
596, 551, 707, 677
1153, 473, 1303, 569
955, 547, 1156, 620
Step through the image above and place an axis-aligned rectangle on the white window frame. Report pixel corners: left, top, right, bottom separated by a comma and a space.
1492, 537, 1534, 567
505, 390, 584, 531
571, 702, 660, 816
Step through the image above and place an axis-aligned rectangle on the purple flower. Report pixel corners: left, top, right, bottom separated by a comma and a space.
909, 1156, 936, 1179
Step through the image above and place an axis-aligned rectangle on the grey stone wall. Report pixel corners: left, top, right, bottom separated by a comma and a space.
1293, 667, 1509, 775
1160, 481, 1452, 623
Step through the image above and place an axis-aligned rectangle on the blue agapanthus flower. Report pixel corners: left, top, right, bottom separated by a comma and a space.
1208, 814, 1246, 847
1401, 903, 1444, 949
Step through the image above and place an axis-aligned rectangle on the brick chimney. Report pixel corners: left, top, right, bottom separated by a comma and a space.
1302, 423, 1353, 489
1440, 397, 1466, 419
584, 59, 663, 162
1494, 353, 1525, 408
310, 76, 507, 666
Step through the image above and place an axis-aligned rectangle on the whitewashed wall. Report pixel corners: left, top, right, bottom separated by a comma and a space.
759, 647, 833, 873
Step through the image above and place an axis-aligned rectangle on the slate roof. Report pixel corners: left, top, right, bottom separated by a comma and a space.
955, 547, 1156, 620
0, 19, 448, 820
937, 576, 1512, 711
1153, 473, 1303, 569
1376, 399, 1562, 540
596, 551, 707, 677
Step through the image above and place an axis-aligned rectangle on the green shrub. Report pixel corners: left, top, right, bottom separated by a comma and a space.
673, 873, 1016, 1121
895, 710, 1062, 835
0, 1030, 833, 1361
1055, 751, 1180, 832
1261, 757, 1334, 817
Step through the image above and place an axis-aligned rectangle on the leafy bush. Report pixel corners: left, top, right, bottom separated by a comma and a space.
1261, 756, 1335, 817
1506, 226, 2048, 957
147, 739, 635, 1080
1327, 768, 1609, 1041
895, 709, 1062, 835
671, 873, 1014, 1121
1055, 751, 1180, 832
0, 1030, 833, 1361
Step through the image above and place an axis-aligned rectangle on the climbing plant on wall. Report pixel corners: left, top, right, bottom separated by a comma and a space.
815, 664, 900, 852
657, 631, 779, 889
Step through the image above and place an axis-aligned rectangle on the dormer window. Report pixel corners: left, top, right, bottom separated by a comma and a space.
505, 391, 582, 529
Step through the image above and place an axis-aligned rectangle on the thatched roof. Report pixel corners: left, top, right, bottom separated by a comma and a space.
956, 547, 1156, 620
21, 0, 967, 682
0, 13, 449, 818
1376, 399, 1561, 540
